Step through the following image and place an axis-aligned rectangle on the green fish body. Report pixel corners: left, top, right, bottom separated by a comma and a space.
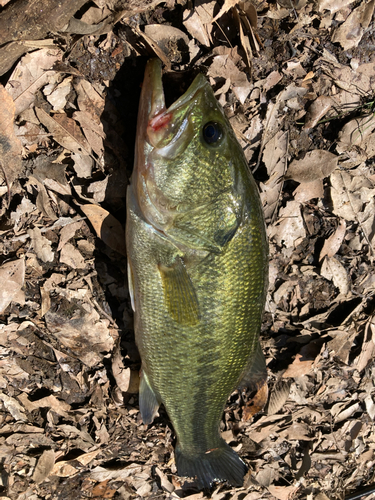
126, 59, 268, 488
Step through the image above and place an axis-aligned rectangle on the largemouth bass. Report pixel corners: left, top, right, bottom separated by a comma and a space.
126, 59, 268, 488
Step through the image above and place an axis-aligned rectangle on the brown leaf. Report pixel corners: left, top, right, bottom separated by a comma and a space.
57, 220, 84, 252
5, 48, 63, 115
353, 317, 375, 372
283, 342, 321, 378
212, 0, 240, 23
0, 258, 25, 314
318, 0, 354, 12
265, 380, 292, 416
144, 24, 190, 61
35, 107, 92, 156
73, 110, 105, 157
33, 449, 55, 484
332, 0, 375, 50
81, 204, 126, 256
28, 227, 55, 263
285, 150, 338, 183
183, 8, 211, 47
293, 179, 324, 203
60, 243, 86, 269
132, 27, 171, 69
243, 382, 269, 421
112, 343, 140, 393
92, 479, 117, 498
267, 485, 299, 500
319, 220, 346, 260
303, 95, 333, 130
0, 85, 22, 186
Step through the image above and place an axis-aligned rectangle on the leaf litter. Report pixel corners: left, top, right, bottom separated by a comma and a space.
0, 0, 375, 499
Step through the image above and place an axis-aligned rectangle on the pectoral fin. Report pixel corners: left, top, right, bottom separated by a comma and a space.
139, 369, 160, 425
159, 257, 200, 326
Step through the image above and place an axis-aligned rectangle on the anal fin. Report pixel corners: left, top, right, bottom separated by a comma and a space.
158, 257, 200, 326
139, 369, 160, 425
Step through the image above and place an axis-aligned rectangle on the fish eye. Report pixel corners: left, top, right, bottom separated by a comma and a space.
202, 122, 223, 145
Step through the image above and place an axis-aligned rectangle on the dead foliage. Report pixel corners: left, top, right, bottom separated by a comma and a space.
0, 0, 375, 499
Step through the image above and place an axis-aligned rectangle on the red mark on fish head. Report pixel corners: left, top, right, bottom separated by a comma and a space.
149, 113, 172, 132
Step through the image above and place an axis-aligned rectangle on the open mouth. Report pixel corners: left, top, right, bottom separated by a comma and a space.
140, 59, 207, 157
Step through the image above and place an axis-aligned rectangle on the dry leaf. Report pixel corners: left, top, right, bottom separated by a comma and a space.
265, 380, 292, 415
337, 114, 375, 155
45, 301, 116, 367
81, 204, 126, 256
50, 461, 78, 478
35, 107, 92, 156
0, 85, 22, 186
144, 24, 190, 61
303, 96, 333, 130
332, 0, 375, 50
319, 220, 346, 260
183, 3, 213, 47
133, 27, 171, 69
33, 449, 55, 484
283, 342, 321, 378
268, 485, 299, 500
327, 330, 357, 364
330, 171, 363, 221
293, 179, 324, 203
73, 110, 105, 158
260, 130, 287, 219
71, 152, 93, 178
352, 317, 375, 372
46, 77, 73, 111
0, 258, 25, 314
243, 382, 269, 421
269, 201, 305, 248
28, 227, 55, 263
60, 243, 86, 269
0, 392, 27, 421
318, 0, 355, 13
5, 48, 63, 115
285, 150, 338, 183
112, 343, 140, 393
57, 220, 83, 252
18, 393, 71, 418
212, 0, 240, 23
155, 467, 175, 493
75, 79, 105, 119
256, 467, 275, 487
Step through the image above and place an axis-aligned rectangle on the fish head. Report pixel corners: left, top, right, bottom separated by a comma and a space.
133, 59, 241, 232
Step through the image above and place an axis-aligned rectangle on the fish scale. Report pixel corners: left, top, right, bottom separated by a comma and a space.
126, 58, 268, 488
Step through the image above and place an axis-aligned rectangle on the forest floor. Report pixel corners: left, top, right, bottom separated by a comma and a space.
0, 0, 375, 499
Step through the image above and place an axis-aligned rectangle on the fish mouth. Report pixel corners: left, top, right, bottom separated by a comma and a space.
140, 59, 207, 158
132, 59, 208, 230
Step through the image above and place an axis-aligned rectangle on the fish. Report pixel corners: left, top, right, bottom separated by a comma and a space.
126, 58, 268, 488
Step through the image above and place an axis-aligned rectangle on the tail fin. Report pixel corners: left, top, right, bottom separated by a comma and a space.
175, 439, 247, 488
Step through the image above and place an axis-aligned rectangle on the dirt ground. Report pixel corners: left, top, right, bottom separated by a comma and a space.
0, 0, 375, 499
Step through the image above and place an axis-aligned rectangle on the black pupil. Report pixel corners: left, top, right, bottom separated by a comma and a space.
203, 122, 222, 144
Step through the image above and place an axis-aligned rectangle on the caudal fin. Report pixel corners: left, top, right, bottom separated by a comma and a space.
175, 439, 247, 488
